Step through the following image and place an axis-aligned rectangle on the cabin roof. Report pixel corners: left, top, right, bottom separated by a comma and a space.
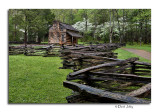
60, 23, 79, 32
67, 31, 83, 38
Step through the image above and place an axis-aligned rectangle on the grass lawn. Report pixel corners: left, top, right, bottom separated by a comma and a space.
114, 48, 151, 63
124, 44, 151, 52
9, 55, 72, 103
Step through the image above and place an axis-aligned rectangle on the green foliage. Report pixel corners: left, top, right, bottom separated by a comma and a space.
9, 55, 72, 103
9, 9, 55, 43
80, 32, 93, 42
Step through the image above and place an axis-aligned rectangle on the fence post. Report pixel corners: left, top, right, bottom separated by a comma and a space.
131, 62, 136, 74
84, 72, 94, 86
24, 45, 27, 55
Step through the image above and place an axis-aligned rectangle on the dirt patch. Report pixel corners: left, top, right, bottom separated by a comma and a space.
122, 48, 151, 60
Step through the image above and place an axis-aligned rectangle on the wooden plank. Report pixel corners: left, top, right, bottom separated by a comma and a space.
63, 81, 150, 103
68, 58, 139, 77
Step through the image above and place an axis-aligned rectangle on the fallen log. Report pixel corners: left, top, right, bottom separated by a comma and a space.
68, 58, 139, 77
63, 81, 150, 104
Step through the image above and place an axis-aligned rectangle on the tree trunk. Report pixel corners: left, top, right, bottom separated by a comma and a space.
139, 21, 143, 46
37, 32, 41, 44
93, 12, 97, 39
109, 9, 112, 43
145, 20, 148, 44
84, 10, 88, 32
24, 28, 27, 47
115, 9, 121, 43
24, 12, 28, 48
136, 22, 138, 44
112, 10, 115, 42
14, 24, 17, 41
122, 9, 125, 43
70, 9, 73, 25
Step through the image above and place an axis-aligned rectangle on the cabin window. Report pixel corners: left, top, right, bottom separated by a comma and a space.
62, 34, 64, 42
60, 25, 63, 31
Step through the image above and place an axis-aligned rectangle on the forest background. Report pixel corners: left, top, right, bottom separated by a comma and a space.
9, 9, 151, 45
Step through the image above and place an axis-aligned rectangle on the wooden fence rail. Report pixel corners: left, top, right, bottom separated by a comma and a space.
9, 45, 61, 56
60, 43, 125, 71
63, 81, 150, 104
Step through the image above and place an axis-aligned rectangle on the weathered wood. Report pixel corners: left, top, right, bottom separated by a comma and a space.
134, 73, 151, 76
66, 94, 87, 103
135, 66, 151, 69
99, 64, 132, 73
119, 82, 133, 88
135, 70, 151, 73
87, 72, 150, 84
63, 81, 150, 103
89, 72, 150, 79
61, 44, 151, 103
62, 50, 114, 56
134, 61, 151, 66
68, 58, 139, 77
126, 83, 151, 97
9, 45, 60, 56
67, 74, 85, 80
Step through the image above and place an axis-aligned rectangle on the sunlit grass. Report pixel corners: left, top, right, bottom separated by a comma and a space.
9, 55, 72, 103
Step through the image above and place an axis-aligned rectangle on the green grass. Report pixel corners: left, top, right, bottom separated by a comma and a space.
114, 48, 151, 63
41, 42, 48, 44
9, 55, 72, 103
124, 44, 151, 52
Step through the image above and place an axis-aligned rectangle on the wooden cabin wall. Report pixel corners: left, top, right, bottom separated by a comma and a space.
48, 21, 81, 45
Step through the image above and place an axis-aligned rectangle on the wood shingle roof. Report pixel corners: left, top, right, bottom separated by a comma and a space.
60, 23, 79, 32
67, 31, 83, 38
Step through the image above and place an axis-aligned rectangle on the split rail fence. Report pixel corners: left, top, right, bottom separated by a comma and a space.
60, 44, 151, 103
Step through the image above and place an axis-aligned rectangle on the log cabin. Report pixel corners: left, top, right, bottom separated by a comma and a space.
48, 21, 83, 45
